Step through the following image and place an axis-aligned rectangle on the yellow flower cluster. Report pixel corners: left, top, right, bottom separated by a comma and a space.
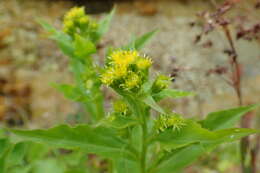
101, 50, 152, 91
155, 114, 186, 132
63, 7, 98, 37
152, 75, 172, 93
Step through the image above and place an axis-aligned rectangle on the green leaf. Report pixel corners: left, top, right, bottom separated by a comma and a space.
51, 32, 74, 57
152, 127, 259, 173
0, 139, 9, 157
38, 19, 74, 57
142, 95, 165, 114
6, 142, 28, 166
0, 139, 11, 173
154, 120, 215, 150
200, 104, 260, 130
10, 124, 136, 160
130, 126, 142, 153
74, 34, 96, 59
37, 19, 57, 34
105, 115, 139, 129
26, 142, 50, 162
32, 159, 65, 173
97, 8, 115, 40
113, 157, 139, 173
124, 30, 158, 50
52, 83, 83, 102
151, 143, 205, 173
214, 128, 260, 143
153, 89, 194, 101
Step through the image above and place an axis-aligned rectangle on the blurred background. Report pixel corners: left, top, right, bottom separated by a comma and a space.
0, 0, 260, 172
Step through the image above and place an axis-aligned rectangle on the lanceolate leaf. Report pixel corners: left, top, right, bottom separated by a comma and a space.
142, 95, 165, 114
152, 89, 194, 101
6, 142, 28, 167
113, 157, 139, 173
10, 124, 136, 160
52, 83, 83, 102
150, 143, 205, 173
105, 115, 139, 129
124, 30, 158, 50
38, 19, 74, 57
97, 8, 115, 40
200, 104, 260, 130
74, 34, 96, 59
153, 126, 259, 173
154, 120, 214, 150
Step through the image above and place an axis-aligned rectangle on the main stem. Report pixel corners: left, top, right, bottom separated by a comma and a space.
141, 116, 148, 173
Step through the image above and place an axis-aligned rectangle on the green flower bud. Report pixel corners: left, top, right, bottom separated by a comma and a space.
152, 75, 172, 93
154, 114, 186, 132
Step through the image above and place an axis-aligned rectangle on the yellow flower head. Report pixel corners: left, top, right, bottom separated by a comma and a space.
136, 58, 153, 70
100, 68, 115, 85
113, 66, 128, 79
64, 7, 85, 21
63, 20, 74, 34
63, 6, 98, 38
123, 72, 141, 90
101, 50, 152, 92
110, 50, 139, 67
79, 16, 90, 25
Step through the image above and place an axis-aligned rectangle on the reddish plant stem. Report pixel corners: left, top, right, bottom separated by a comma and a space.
222, 24, 256, 173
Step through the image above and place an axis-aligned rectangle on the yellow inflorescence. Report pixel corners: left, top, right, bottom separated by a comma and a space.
64, 7, 85, 21
136, 58, 153, 70
63, 7, 98, 36
100, 68, 115, 85
123, 72, 141, 90
110, 50, 139, 67
101, 50, 152, 91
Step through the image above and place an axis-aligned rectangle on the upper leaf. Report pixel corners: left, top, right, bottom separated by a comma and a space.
97, 8, 115, 41
200, 104, 259, 130
10, 124, 136, 160
124, 30, 158, 50
74, 34, 96, 59
52, 83, 83, 102
142, 95, 165, 114
154, 120, 215, 150
38, 19, 74, 57
152, 89, 194, 101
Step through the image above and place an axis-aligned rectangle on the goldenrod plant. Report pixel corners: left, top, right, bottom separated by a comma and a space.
2, 7, 260, 173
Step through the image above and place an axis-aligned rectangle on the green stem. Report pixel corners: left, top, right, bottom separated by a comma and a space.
141, 116, 148, 173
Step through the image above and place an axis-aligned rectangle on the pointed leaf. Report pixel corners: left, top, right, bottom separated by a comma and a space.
124, 30, 158, 50
97, 8, 115, 40
200, 104, 260, 130
10, 124, 136, 160
153, 128, 259, 173
52, 83, 83, 101
153, 89, 194, 101
142, 95, 165, 114
105, 115, 139, 129
152, 143, 205, 173
74, 34, 96, 58
6, 142, 28, 167
38, 19, 74, 57
154, 120, 215, 150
